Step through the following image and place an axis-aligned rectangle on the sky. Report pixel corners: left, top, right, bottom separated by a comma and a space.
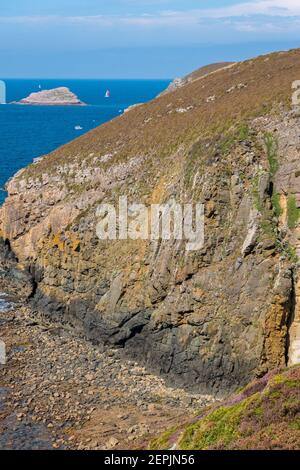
0, 0, 300, 78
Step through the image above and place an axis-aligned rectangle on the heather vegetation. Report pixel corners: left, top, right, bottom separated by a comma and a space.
150, 366, 300, 450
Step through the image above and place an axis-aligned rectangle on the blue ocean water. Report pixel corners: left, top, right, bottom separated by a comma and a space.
0, 79, 171, 205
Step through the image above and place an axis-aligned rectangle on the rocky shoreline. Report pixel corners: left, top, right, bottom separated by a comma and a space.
0, 302, 214, 450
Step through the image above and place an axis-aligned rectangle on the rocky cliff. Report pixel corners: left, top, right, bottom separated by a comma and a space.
1, 49, 300, 396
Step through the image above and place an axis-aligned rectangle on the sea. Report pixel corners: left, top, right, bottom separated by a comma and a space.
0, 79, 171, 205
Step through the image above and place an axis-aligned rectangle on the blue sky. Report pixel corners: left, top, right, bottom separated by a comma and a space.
1, 1, 300, 78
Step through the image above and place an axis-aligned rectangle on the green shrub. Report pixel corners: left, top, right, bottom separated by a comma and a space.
238, 123, 250, 140
271, 192, 282, 218
264, 132, 279, 177
287, 194, 300, 229
150, 426, 178, 450
179, 396, 259, 450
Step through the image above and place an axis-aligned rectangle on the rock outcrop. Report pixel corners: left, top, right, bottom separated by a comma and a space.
14, 87, 85, 106
160, 62, 235, 96
1, 49, 300, 396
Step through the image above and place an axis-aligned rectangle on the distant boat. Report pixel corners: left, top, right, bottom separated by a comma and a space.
105, 90, 111, 98
75, 125, 83, 130
38, 84, 42, 89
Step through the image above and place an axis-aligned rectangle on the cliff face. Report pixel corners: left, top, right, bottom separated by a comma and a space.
1, 49, 300, 395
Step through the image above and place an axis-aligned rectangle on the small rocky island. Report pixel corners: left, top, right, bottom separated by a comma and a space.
15, 87, 86, 106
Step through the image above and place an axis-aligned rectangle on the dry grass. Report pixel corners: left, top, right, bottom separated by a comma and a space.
21, 48, 300, 185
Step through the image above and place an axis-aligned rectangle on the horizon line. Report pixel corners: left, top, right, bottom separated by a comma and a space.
1, 77, 173, 81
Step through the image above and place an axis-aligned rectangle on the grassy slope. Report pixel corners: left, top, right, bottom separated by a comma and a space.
150, 366, 300, 450
160, 62, 235, 94
183, 62, 235, 82
20, 48, 300, 187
